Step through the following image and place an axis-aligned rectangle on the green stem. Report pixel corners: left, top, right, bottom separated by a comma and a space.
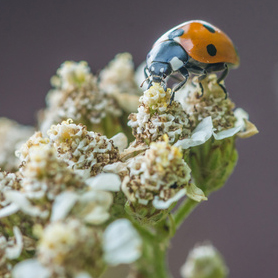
153, 241, 169, 278
128, 216, 171, 278
173, 198, 199, 229
134, 236, 170, 278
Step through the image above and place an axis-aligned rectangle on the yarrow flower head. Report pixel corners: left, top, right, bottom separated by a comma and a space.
37, 219, 103, 278
99, 53, 140, 97
178, 75, 236, 132
20, 144, 85, 200
128, 84, 194, 145
176, 74, 258, 139
175, 74, 258, 194
39, 61, 122, 135
47, 119, 120, 178
122, 137, 206, 219
52, 61, 92, 90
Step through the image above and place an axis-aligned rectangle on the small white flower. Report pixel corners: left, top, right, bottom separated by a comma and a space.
50, 191, 79, 222
5, 227, 23, 260
0, 203, 19, 218
175, 117, 213, 149
153, 188, 187, 209
111, 132, 128, 152
12, 259, 50, 278
74, 272, 92, 278
175, 109, 254, 149
75, 190, 113, 225
86, 173, 121, 192
51, 189, 113, 225
103, 219, 142, 265
1, 191, 48, 219
57, 61, 91, 90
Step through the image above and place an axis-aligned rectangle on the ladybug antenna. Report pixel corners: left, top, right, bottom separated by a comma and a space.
140, 76, 150, 88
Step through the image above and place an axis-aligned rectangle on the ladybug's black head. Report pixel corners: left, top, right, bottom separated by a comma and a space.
148, 62, 172, 83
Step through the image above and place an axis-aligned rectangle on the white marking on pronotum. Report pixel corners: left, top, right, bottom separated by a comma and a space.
170, 57, 184, 71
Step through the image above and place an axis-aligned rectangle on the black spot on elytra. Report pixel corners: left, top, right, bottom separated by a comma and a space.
207, 44, 217, 56
203, 24, 215, 33
168, 29, 184, 40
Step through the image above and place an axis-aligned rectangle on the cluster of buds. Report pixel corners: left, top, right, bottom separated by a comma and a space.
39, 54, 141, 138
0, 53, 258, 278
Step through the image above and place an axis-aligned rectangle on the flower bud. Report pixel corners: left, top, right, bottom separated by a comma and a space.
180, 243, 228, 278
39, 61, 122, 136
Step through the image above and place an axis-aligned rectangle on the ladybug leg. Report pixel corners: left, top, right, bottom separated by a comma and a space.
205, 63, 229, 99
144, 65, 149, 79
217, 64, 229, 99
197, 70, 208, 97
162, 80, 167, 92
144, 66, 153, 89
170, 67, 189, 104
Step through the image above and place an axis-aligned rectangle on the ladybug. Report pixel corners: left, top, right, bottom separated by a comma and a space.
144, 20, 240, 102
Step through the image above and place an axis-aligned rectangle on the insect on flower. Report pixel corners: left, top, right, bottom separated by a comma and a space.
143, 20, 240, 102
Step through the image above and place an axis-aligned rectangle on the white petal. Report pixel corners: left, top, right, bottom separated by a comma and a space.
5, 227, 23, 259
213, 125, 242, 140
186, 184, 207, 202
153, 189, 186, 209
174, 117, 213, 149
103, 161, 127, 174
103, 219, 142, 265
74, 272, 92, 278
234, 108, 249, 127
0, 203, 19, 218
50, 192, 78, 222
84, 206, 110, 225
86, 173, 121, 192
78, 190, 113, 225
111, 133, 128, 152
12, 259, 50, 278
4, 191, 47, 218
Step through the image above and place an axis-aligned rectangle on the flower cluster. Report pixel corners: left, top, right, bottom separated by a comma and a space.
128, 84, 194, 145
47, 119, 120, 177
39, 55, 141, 138
0, 53, 258, 278
178, 75, 236, 131
122, 138, 206, 210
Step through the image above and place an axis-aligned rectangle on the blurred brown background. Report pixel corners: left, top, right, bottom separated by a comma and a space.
0, 0, 277, 277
